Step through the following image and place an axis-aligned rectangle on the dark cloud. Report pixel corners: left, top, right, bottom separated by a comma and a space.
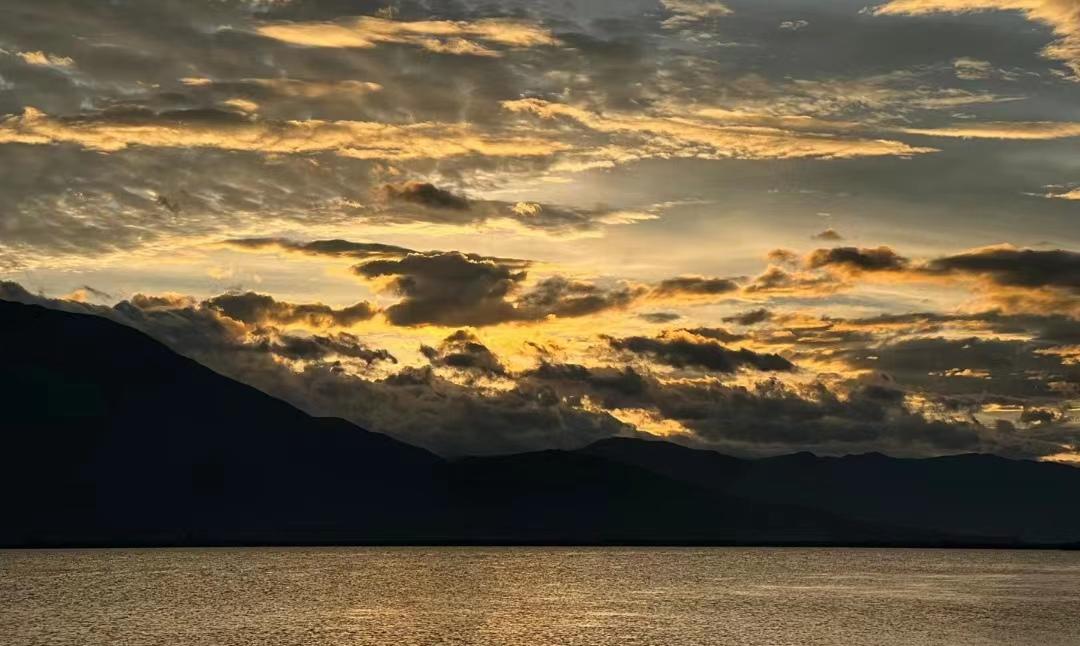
607, 333, 796, 373
1020, 407, 1067, 427
923, 247, 1080, 291
766, 249, 801, 266
653, 275, 740, 296
421, 330, 506, 376
528, 361, 650, 397
67, 284, 113, 301
380, 181, 470, 210
843, 336, 1079, 399
639, 311, 683, 323
680, 327, 749, 343
723, 308, 773, 326
653, 379, 987, 458
262, 331, 397, 365
205, 292, 378, 328
353, 251, 643, 326
812, 228, 844, 241
224, 238, 414, 259
831, 310, 1080, 345
806, 246, 910, 272
354, 252, 527, 327
520, 359, 1022, 458
744, 266, 837, 294
517, 276, 646, 318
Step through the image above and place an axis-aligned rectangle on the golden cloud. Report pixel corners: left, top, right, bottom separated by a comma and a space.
502, 98, 938, 161
661, 0, 734, 28
899, 121, 1080, 139
1047, 187, 1080, 199
0, 107, 565, 160
16, 50, 74, 68
256, 16, 559, 56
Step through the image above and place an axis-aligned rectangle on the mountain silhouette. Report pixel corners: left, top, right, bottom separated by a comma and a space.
2, 299, 1076, 547
582, 438, 1080, 544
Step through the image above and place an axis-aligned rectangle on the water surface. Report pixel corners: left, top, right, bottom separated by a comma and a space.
2, 548, 1079, 645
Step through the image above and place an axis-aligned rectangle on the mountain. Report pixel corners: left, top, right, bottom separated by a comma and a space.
0, 299, 447, 545
582, 438, 1080, 544
2, 299, 1075, 547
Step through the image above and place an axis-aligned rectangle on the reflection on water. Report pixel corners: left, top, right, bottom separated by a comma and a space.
2, 548, 1079, 645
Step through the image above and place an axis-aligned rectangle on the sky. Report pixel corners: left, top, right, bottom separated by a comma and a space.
0, 0, 1077, 459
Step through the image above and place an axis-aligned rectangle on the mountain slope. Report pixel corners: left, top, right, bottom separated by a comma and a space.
583, 438, 1080, 543
0, 299, 443, 545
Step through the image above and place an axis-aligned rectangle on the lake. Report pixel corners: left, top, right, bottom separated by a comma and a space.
2, 548, 1079, 645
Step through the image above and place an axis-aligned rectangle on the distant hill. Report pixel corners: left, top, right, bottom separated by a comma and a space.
582, 438, 1080, 544
1, 299, 1076, 547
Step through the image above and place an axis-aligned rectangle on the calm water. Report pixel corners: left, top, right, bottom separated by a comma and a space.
2, 548, 1079, 645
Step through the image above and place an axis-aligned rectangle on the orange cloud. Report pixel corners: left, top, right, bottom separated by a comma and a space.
0, 107, 565, 160
502, 98, 937, 161
256, 16, 558, 56
900, 121, 1080, 139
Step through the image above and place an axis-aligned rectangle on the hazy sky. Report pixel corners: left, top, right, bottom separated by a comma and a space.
1, 0, 1077, 458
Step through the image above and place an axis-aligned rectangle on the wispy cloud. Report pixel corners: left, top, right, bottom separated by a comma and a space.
0, 107, 564, 159
256, 16, 559, 56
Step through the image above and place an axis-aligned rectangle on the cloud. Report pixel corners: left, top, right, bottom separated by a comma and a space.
1021, 407, 1066, 425
63, 285, 112, 303
679, 327, 749, 343
806, 246, 911, 273
228, 78, 384, 99
354, 252, 528, 327
767, 249, 801, 266
380, 181, 470, 210
261, 331, 397, 364
352, 251, 646, 327
639, 311, 683, 324
607, 331, 796, 373
421, 330, 507, 376
256, 16, 559, 57
16, 50, 74, 68
517, 276, 647, 319
0, 107, 564, 160
223, 238, 414, 260
843, 335, 1078, 399
744, 266, 839, 295
812, 228, 845, 241
661, 0, 733, 28
523, 359, 1021, 458
653, 276, 741, 297
779, 20, 811, 31
922, 246, 1080, 290
259, 10, 559, 59
205, 291, 378, 328
502, 99, 938, 162
1046, 187, 1080, 200
953, 57, 997, 79
222, 97, 259, 114
723, 308, 773, 326
899, 121, 1080, 139
872, 0, 1080, 78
